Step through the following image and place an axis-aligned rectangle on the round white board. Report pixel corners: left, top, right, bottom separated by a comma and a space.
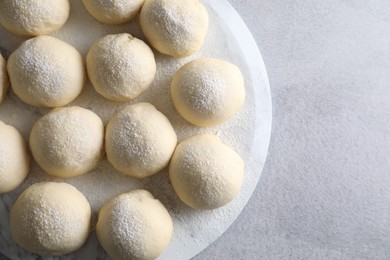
0, 0, 272, 259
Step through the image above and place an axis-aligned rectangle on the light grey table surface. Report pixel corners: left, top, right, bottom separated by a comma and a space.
195, 0, 390, 259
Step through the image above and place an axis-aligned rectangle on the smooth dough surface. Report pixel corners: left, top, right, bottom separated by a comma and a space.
30, 106, 104, 178
10, 182, 91, 256
0, 0, 70, 37
82, 0, 145, 24
96, 190, 173, 260
106, 103, 177, 178
7, 36, 86, 108
171, 58, 245, 127
0, 121, 29, 194
0, 53, 9, 103
169, 134, 244, 210
86, 33, 156, 102
140, 0, 209, 57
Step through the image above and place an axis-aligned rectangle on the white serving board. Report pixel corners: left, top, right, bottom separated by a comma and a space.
0, 0, 272, 259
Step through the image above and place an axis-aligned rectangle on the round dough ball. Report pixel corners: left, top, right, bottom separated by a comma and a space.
171, 58, 245, 127
82, 0, 145, 25
11, 182, 91, 256
96, 190, 173, 260
169, 134, 244, 210
7, 36, 86, 108
0, 0, 70, 37
30, 106, 104, 178
140, 0, 209, 57
0, 121, 29, 194
0, 53, 9, 103
86, 33, 156, 102
106, 103, 177, 178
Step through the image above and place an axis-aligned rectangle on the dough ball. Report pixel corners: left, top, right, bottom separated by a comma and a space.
82, 0, 145, 25
171, 58, 245, 127
7, 36, 86, 108
96, 190, 173, 260
86, 33, 156, 102
30, 106, 104, 178
169, 134, 244, 210
140, 0, 209, 57
10, 182, 91, 256
0, 121, 29, 194
106, 103, 177, 178
0, 0, 70, 37
0, 53, 9, 103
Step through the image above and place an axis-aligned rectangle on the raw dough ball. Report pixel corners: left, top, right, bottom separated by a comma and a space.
140, 0, 209, 57
171, 58, 245, 127
86, 33, 156, 102
169, 134, 244, 210
106, 103, 177, 178
82, 0, 145, 25
0, 0, 70, 37
10, 182, 91, 256
30, 106, 104, 178
0, 53, 9, 103
96, 190, 173, 260
7, 36, 86, 108
0, 121, 29, 194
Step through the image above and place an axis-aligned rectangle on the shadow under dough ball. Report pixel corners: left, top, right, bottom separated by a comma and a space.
0, 53, 9, 104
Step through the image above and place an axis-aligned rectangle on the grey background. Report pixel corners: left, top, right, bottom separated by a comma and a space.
195, 0, 390, 259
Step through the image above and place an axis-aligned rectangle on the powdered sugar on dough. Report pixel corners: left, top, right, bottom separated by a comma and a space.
82, 0, 144, 25
0, 0, 70, 37
0, 0, 270, 259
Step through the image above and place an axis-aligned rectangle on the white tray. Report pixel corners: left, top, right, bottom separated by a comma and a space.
0, 0, 272, 259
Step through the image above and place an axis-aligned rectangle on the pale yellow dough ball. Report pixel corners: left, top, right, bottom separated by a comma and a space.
0, 0, 70, 37
0, 53, 9, 103
171, 58, 245, 127
11, 182, 91, 256
86, 33, 156, 102
96, 190, 173, 260
140, 0, 209, 57
0, 121, 29, 194
82, 0, 145, 24
169, 134, 244, 210
7, 36, 86, 108
105, 103, 177, 178
29, 106, 104, 178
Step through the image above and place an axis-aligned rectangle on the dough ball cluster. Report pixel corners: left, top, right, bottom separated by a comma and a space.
2, 0, 248, 258
0, 53, 8, 104
0, 121, 29, 194
169, 134, 244, 210
106, 103, 177, 178
140, 0, 209, 57
11, 182, 91, 256
7, 36, 86, 108
97, 190, 173, 260
0, 0, 70, 37
86, 33, 156, 102
171, 58, 245, 127
30, 106, 104, 178
82, 0, 145, 25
